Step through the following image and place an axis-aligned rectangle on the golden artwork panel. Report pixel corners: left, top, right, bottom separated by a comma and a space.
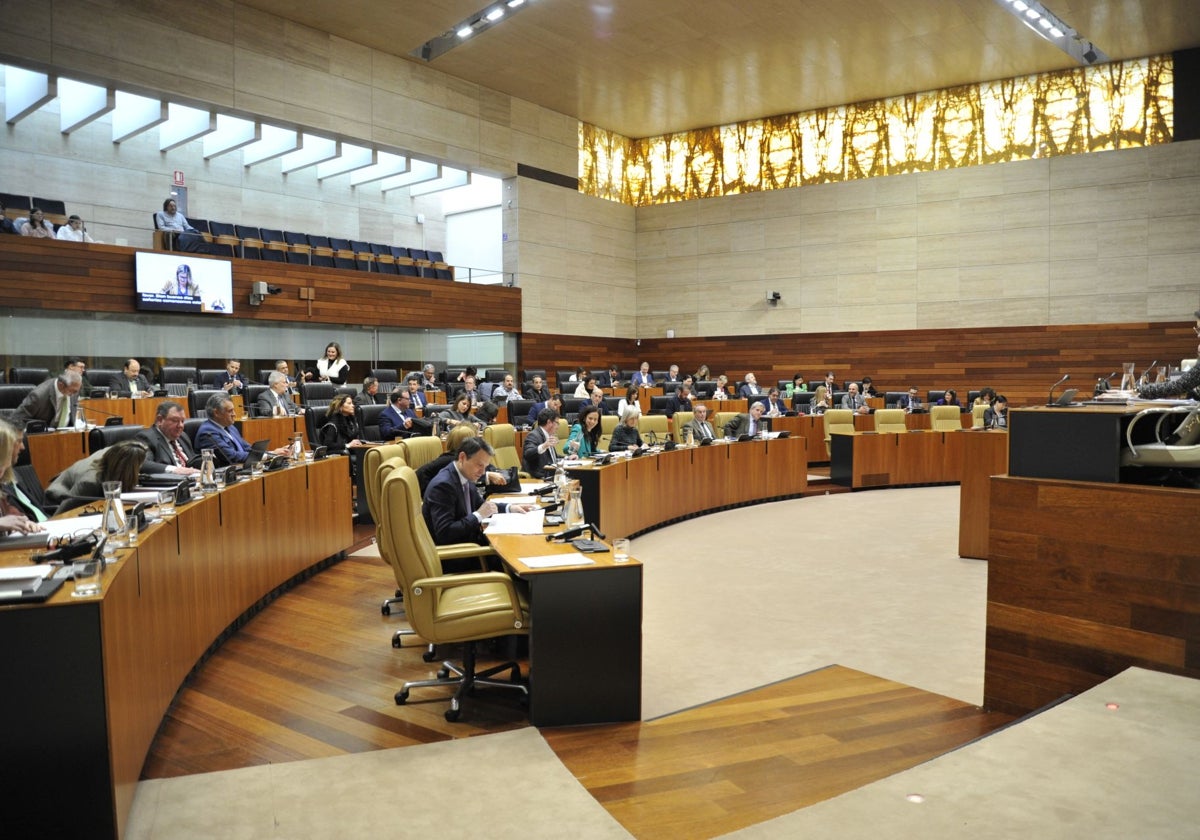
580, 56, 1174, 206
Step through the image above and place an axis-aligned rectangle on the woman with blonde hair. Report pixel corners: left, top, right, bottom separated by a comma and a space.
0, 420, 46, 535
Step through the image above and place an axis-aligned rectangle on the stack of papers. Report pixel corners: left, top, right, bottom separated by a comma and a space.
0, 564, 53, 598
517, 553, 596, 569
484, 508, 546, 535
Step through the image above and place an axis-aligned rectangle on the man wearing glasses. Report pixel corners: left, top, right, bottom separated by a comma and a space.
194, 394, 289, 465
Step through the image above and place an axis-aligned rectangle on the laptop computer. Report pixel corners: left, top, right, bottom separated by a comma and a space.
239, 439, 273, 473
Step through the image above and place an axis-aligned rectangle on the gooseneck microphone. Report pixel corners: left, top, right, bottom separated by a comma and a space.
78, 401, 126, 426
546, 522, 606, 542
1047, 373, 1070, 406
1138, 360, 1158, 386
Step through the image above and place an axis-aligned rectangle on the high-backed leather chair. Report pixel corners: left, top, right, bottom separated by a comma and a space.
873, 409, 907, 434
600, 414, 619, 437
672, 411, 694, 443
370, 368, 399, 385
359, 403, 387, 440
0, 384, 35, 421
400, 436, 444, 473
188, 389, 225, 419
382, 466, 528, 721
362, 445, 411, 619
931, 405, 962, 432
638, 414, 669, 442
299, 381, 336, 409
482, 424, 525, 475
506, 399, 534, 428
971, 403, 988, 429
713, 412, 739, 437
823, 408, 855, 457
9, 367, 50, 385
87, 424, 145, 454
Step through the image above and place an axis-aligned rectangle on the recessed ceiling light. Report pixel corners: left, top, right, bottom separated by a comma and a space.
486, 8, 505, 22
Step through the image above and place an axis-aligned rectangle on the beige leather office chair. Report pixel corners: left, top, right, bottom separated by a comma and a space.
638, 414, 670, 443
401, 436, 444, 472
931, 405, 962, 432
600, 414, 619, 436
672, 411, 694, 442
381, 466, 528, 721
482, 423, 528, 476
1121, 405, 1200, 469
713, 412, 739, 437
362, 443, 410, 617
823, 409, 855, 457
971, 403, 987, 429
873, 408, 907, 433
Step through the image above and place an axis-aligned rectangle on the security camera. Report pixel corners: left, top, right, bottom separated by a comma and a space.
767, 291, 782, 304
267, 285, 282, 295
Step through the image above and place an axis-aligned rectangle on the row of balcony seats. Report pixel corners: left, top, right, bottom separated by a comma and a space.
151, 216, 454, 279
1, 193, 70, 231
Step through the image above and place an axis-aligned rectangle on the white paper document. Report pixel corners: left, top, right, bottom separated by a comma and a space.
517, 553, 596, 569
484, 508, 546, 535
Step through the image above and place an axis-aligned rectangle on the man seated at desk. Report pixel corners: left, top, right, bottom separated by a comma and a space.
738, 372, 762, 399
587, 387, 610, 416
686, 403, 716, 442
724, 401, 766, 438
195, 393, 289, 465
136, 401, 200, 475
491, 374, 522, 402
213, 358, 249, 396
379, 389, 431, 439
109, 358, 153, 398
665, 385, 694, 418
355, 377, 382, 408
523, 408, 561, 476
527, 375, 551, 403
527, 393, 563, 428
897, 387, 923, 412
257, 372, 301, 417
10, 369, 83, 431
273, 360, 298, 395
841, 382, 871, 415
423, 436, 534, 546
763, 387, 789, 417
404, 376, 430, 410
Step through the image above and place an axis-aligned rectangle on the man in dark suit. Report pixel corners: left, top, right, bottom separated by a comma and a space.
135, 401, 199, 475
522, 408, 561, 476
685, 403, 716, 442
257, 372, 300, 417
11, 370, 82, 430
109, 358, 153, 398
355, 377, 381, 407
738, 372, 762, 399
526, 394, 562, 427
585, 388, 609, 416
526, 375, 551, 402
379, 389, 431, 439
897, 387, 923, 412
404, 376, 430, 410
596, 364, 622, 389
212, 359, 249, 396
194, 393, 252, 464
422, 437, 533, 545
664, 364, 681, 384
763, 387, 790, 417
723, 401, 766, 439
665, 385, 694, 418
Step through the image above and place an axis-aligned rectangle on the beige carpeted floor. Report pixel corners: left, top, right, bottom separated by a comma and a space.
126, 486, 1199, 838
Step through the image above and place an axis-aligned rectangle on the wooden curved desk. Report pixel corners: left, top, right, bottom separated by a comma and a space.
568, 436, 807, 539
0, 458, 352, 839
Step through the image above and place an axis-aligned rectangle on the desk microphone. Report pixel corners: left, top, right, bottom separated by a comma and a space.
546, 522, 605, 542
78, 401, 126, 426
1095, 371, 1117, 395
1046, 373, 1070, 406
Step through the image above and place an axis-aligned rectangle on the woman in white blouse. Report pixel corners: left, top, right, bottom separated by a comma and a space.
313, 341, 349, 385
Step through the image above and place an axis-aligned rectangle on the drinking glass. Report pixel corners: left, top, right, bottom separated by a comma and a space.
71, 559, 102, 597
157, 489, 176, 518
612, 538, 630, 563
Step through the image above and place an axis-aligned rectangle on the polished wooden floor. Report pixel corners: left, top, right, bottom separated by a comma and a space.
144, 515, 1012, 837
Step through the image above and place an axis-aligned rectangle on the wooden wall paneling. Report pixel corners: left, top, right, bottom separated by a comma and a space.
958, 431, 1010, 560
0, 239, 520, 332
520, 322, 1194, 411
984, 476, 1200, 717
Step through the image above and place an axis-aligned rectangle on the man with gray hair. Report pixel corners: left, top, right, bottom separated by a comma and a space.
257, 371, 300, 416
11, 369, 83, 430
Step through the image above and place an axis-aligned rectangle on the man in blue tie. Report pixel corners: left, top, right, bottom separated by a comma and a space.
405, 376, 428, 410
379, 389, 432, 439
194, 393, 253, 464
422, 437, 534, 546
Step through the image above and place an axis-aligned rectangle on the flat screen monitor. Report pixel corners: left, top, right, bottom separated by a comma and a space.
135, 251, 233, 315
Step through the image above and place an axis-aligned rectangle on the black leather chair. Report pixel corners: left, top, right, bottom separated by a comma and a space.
85, 369, 119, 390
188, 389, 225, 419
245, 385, 270, 415
521, 369, 545, 385
693, 380, 717, 399
883, 391, 907, 408
928, 389, 947, 406
160, 365, 199, 397
360, 403, 387, 441
300, 382, 336, 409
87, 424, 146, 454
506, 399, 535, 428
9, 367, 50, 385
0, 384, 35, 422
183, 418, 205, 448
199, 369, 224, 387
484, 369, 508, 383
371, 368, 399, 385
649, 396, 672, 415
792, 392, 816, 413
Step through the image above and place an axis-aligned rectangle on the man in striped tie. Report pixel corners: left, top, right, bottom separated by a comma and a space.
136, 401, 200, 475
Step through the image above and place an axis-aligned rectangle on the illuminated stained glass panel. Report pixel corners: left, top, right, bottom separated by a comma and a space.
580, 56, 1174, 206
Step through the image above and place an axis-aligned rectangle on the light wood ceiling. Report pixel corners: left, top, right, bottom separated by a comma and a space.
239, 0, 1200, 139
